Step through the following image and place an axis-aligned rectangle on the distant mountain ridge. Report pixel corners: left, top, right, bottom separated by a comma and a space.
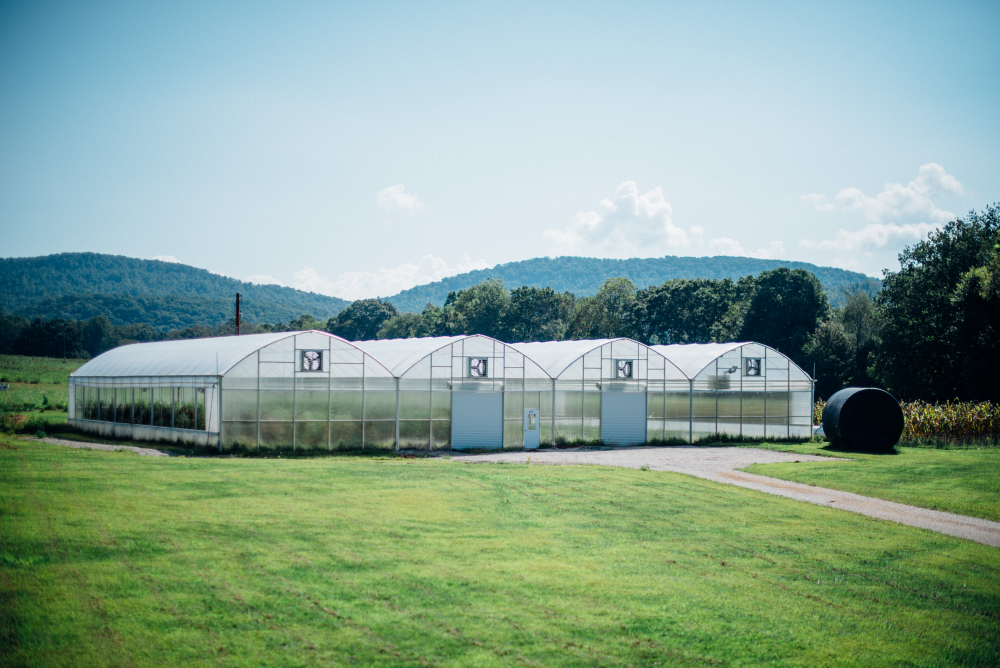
0, 253, 349, 328
384, 256, 881, 312
2, 252, 880, 328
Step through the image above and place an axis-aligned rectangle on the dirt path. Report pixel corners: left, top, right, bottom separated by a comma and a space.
35, 437, 171, 457
454, 446, 1000, 548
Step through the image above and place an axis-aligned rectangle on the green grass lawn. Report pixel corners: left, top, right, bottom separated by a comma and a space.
0, 354, 86, 412
745, 441, 1000, 523
2, 438, 998, 667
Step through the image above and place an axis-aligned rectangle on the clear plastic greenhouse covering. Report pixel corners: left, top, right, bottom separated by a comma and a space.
68, 331, 813, 451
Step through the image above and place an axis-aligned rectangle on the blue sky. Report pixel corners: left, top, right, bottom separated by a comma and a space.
2, 1, 997, 299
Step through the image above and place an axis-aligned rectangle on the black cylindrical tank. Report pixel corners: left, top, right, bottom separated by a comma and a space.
822, 387, 904, 452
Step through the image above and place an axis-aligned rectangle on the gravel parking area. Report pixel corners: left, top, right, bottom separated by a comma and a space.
455, 446, 1000, 548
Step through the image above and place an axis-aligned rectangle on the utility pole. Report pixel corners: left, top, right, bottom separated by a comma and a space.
236, 293, 241, 336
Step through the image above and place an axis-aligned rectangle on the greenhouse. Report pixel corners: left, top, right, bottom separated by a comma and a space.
68, 331, 813, 451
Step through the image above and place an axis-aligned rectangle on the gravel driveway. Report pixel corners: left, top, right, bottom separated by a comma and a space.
454, 446, 1000, 548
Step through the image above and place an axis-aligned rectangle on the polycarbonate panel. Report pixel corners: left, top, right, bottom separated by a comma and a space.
504, 419, 524, 450
259, 391, 293, 421
295, 331, 331, 351
766, 392, 790, 416
330, 421, 363, 450
717, 392, 742, 418
742, 417, 765, 438
153, 388, 172, 427
399, 420, 430, 449
647, 419, 664, 441
329, 346, 364, 364
365, 377, 396, 391
84, 387, 99, 420
504, 392, 523, 419
716, 417, 742, 436
196, 388, 206, 430
364, 392, 397, 420
364, 421, 396, 449
296, 422, 328, 452
556, 391, 584, 418
330, 376, 363, 390
431, 392, 451, 420
583, 418, 601, 442
555, 419, 582, 443
431, 420, 451, 449
692, 392, 717, 418
741, 392, 766, 417
665, 392, 689, 419
295, 391, 329, 421
221, 421, 257, 451
647, 392, 665, 418
259, 337, 295, 363
399, 392, 430, 420
330, 364, 363, 380
329, 391, 363, 420
259, 362, 294, 379
174, 387, 195, 429
260, 422, 293, 449
73, 385, 84, 419
583, 392, 601, 419
791, 391, 812, 421
135, 387, 152, 425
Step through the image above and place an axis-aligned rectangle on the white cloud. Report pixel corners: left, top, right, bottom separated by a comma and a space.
544, 182, 700, 257
708, 237, 746, 255
707, 238, 784, 259
244, 274, 283, 286
152, 255, 180, 263
754, 240, 785, 259
802, 163, 962, 224
800, 222, 938, 253
800, 193, 835, 211
291, 255, 489, 301
377, 185, 424, 212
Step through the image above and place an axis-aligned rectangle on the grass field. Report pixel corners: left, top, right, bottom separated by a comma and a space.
2, 437, 998, 667
746, 441, 1000, 523
0, 355, 85, 420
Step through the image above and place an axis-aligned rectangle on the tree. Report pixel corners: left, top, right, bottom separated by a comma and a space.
81, 315, 118, 357
447, 279, 510, 339
567, 278, 637, 339
326, 299, 399, 341
635, 278, 737, 344
801, 321, 853, 399
949, 227, 1000, 402
502, 286, 575, 342
876, 205, 999, 400
737, 268, 829, 364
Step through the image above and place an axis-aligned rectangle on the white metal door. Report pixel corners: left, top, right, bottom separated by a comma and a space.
523, 409, 540, 449
600, 392, 647, 446
451, 392, 503, 450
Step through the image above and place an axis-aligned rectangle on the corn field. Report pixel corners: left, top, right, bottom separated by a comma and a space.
814, 398, 1000, 445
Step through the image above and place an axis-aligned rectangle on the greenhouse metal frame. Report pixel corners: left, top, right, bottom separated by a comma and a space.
68, 331, 813, 451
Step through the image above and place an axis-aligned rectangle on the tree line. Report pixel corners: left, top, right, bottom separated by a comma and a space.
4, 205, 996, 403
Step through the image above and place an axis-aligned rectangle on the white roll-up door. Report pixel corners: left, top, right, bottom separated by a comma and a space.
601, 392, 647, 446
452, 392, 503, 450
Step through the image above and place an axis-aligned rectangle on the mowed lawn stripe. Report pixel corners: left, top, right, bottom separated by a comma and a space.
1, 440, 998, 667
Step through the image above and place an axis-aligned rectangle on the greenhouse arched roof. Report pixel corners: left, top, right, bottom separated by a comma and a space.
70, 332, 309, 378
509, 339, 623, 378
350, 336, 468, 377
651, 342, 746, 379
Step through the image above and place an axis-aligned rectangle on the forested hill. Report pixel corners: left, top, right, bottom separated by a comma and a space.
385, 256, 881, 312
0, 253, 349, 326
